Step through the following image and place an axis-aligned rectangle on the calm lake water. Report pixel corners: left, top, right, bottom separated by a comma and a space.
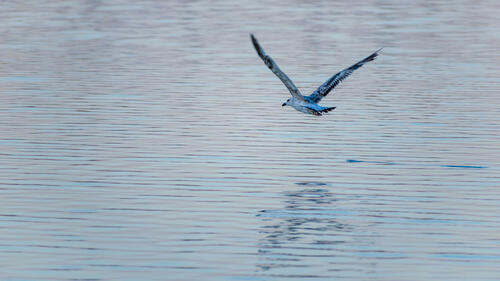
1, 1, 500, 280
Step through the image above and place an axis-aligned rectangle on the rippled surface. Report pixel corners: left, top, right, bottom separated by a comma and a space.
1, 1, 500, 280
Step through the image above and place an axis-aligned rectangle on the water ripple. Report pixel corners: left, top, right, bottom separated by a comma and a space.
1, 0, 500, 280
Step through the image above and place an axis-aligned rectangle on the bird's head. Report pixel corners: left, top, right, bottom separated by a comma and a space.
282, 98, 290, 107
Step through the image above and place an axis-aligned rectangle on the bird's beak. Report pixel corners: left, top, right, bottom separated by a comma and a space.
282, 103, 286, 107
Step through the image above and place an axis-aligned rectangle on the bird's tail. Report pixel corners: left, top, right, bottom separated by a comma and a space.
313, 107, 336, 116
319, 107, 336, 114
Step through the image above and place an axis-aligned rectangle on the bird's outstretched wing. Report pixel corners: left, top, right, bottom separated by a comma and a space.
250, 34, 305, 101
307, 48, 382, 103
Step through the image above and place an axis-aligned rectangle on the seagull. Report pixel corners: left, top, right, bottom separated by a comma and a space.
250, 34, 381, 116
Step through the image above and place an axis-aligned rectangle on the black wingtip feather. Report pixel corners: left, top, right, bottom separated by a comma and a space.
365, 50, 379, 62
366, 48, 383, 62
250, 34, 264, 57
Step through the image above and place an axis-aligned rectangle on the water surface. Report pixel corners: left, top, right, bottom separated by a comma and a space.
1, 1, 500, 280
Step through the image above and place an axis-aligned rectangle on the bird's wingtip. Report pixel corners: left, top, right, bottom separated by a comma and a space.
250, 34, 262, 55
368, 47, 383, 60
250, 33, 257, 44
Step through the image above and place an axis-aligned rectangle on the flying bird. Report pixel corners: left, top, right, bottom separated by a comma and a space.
250, 34, 381, 116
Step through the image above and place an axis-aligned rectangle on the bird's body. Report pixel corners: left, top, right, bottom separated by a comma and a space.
250, 34, 381, 116
285, 97, 336, 116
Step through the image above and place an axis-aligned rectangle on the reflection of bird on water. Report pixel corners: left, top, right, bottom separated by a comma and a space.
256, 188, 351, 273
251, 34, 381, 116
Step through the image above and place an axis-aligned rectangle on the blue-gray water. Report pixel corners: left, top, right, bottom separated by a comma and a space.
1, 1, 500, 280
